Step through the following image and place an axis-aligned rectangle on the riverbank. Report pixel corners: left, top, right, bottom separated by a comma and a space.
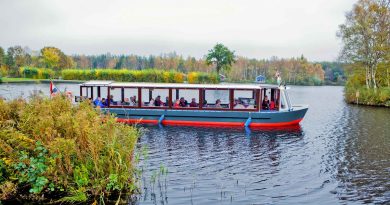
345, 86, 390, 107
0, 95, 139, 203
0, 77, 83, 84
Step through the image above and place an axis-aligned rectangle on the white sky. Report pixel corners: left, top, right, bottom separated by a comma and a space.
0, 0, 356, 61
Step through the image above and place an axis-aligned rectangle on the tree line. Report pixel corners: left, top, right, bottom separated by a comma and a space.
0, 44, 342, 85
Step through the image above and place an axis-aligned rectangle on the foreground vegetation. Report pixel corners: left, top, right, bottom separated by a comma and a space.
0, 96, 139, 203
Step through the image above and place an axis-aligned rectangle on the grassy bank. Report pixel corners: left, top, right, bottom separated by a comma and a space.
0, 95, 139, 203
345, 86, 390, 107
0, 77, 83, 84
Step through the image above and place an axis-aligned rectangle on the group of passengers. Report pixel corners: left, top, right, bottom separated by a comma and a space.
122, 95, 138, 106
93, 95, 115, 108
148, 96, 200, 108
94, 94, 277, 110
233, 98, 254, 109
261, 95, 276, 110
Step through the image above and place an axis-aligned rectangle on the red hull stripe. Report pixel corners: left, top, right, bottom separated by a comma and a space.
116, 118, 303, 127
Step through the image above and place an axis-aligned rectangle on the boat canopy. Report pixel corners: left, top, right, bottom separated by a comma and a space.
80, 81, 281, 90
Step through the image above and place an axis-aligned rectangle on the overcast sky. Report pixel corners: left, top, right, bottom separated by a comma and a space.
0, 0, 356, 61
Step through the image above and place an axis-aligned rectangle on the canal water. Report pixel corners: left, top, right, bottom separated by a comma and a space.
0, 83, 389, 204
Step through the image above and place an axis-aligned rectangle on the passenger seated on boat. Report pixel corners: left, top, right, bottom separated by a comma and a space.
270, 100, 275, 110
102, 98, 108, 107
94, 97, 105, 108
130, 97, 136, 106
164, 96, 170, 106
132, 95, 137, 105
243, 100, 254, 109
149, 98, 155, 107
174, 99, 180, 108
233, 98, 239, 107
262, 95, 270, 110
215, 99, 222, 108
109, 95, 116, 105
202, 100, 208, 107
123, 97, 131, 105
234, 100, 245, 109
189, 98, 198, 107
154, 95, 163, 106
179, 97, 188, 107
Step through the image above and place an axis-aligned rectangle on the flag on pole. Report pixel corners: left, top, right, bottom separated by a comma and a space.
50, 80, 59, 96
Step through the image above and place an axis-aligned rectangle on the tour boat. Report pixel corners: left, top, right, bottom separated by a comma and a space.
77, 81, 308, 127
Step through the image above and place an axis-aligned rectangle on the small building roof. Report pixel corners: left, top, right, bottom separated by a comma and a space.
80, 81, 280, 89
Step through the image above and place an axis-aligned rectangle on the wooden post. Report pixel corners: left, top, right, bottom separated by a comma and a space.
229, 89, 234, 110
138, 88, 142, 107
199, 88, 204, 109
97, 86, 101, 98
255, 89, 260, 111
107, 87, 110, 107
356, 91, 360, 105
168, 88, 172, 108
121, 87, 125, 103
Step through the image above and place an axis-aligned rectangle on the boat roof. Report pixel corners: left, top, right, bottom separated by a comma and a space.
80, 81, 281, 89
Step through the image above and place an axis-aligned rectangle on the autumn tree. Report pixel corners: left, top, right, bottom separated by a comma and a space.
206, 43, 236, 74
6, 46, 31, 75
41, 47, 74, 70
337, 0, 390, 89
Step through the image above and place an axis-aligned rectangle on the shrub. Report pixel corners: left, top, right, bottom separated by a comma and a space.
0, 96, 139, 203
61, 69, 220, 84
345, 86, 390, 106
19, 67, 55, 79
187, 72, 219, 84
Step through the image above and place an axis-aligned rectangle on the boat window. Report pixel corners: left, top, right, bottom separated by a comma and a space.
261, 88, 280, 111
172, 89, 200, 108
280, 90, 288, 110
270, 89, 280, 111
100, 87, 108, 100
122, 88, 138, 106
233, 90, 256, 109
202, 89, 230, 109
141, 88, 169, 108
81, 87, 89, 98
109, 87, 122, 105
92, 87, 98, 100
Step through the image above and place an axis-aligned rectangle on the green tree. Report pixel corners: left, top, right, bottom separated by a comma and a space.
41, 47, 61, 69
0, 46, 5, 66
6, 46, 31, 76
206, 43, 236, 74
337, 0, 390, 89
40, 47, 73, 70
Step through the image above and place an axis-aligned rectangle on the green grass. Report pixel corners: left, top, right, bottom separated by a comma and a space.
0, 77, 40, 83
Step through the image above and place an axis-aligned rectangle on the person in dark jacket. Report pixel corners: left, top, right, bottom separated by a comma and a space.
262, 95, 270, 110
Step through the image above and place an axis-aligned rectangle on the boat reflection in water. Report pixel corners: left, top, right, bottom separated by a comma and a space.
134, 124, 304, 204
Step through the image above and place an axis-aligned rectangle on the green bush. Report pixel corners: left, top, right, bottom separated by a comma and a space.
345, 86, 390, 106
19, 67, 55, 79
62, 69, 186, 83
0, 96, 139, 203
187, 72, 219, 84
